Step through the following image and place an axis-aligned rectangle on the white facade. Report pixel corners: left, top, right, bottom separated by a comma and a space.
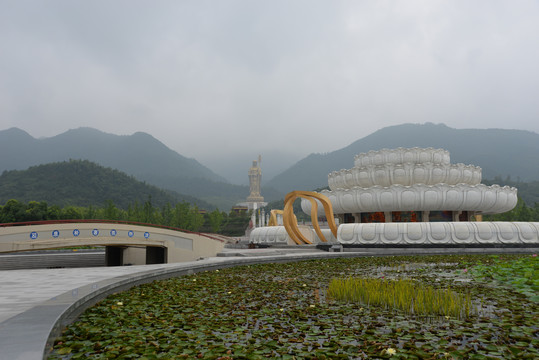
302, 147, 517, 218
338, 222, 539, 245
303, 183, 517, 215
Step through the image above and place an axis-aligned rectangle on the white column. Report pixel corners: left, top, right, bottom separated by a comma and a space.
261, 208, 266, 227
251, 203, 257, 229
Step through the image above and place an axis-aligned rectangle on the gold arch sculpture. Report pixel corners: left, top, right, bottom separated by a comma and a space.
268, 210, 284, 227
282, 191, 338, 245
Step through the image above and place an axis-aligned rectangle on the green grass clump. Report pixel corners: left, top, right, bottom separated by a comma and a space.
327, 277, 473, 319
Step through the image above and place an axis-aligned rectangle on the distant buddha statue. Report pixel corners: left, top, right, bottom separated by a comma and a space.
247, 156, 264, 202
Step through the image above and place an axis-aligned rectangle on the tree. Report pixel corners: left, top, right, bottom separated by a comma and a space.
0, 199, 24, 223
208, 209, 224, 233
143, 196, 154, 223
128, 202, 143, 222
24, 201, 48, 221
161, 203, 174, 227
61, 206, 83, 220
515, 198, 532, 221
103, 200, 119, 220
47, 205, 62, 220
173, 202, 191, 229
190, 206, 205, 232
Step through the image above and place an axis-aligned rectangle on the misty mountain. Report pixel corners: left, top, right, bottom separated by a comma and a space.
266, 123, 539, 193
0, 127, 226, 182
0, 127, 283, 209
0, 159, 214, 209
199, 150, 304, 186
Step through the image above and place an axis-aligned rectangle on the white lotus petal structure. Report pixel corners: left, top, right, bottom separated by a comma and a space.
328, 163, 482, 189
337, 222, 539, 245
354, 147, 451, 167
303, 183, 517, 215
302, 147, 517, 217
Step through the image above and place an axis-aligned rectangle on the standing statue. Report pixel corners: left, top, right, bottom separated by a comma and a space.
247, 155, 264, 202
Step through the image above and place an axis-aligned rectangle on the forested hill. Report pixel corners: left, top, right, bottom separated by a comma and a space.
0, 160, 214, 209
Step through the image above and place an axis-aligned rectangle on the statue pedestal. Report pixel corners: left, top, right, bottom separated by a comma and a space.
237, 201, 268, 211
246, 196, 265, 203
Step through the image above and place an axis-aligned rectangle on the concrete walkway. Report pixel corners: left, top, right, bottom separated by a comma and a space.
0, 248, 325, 323
0, 265, 172, 323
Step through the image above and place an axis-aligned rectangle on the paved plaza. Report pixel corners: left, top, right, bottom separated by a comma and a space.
0, 248, 322, 323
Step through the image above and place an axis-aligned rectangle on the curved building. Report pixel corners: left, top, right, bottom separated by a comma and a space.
302, 147, 517, 224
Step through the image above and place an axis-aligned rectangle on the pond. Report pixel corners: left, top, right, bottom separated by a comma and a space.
49, 254, 538, 359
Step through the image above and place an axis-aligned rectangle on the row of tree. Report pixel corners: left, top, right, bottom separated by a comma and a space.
3, 195, 536, 237
483, 197, 539, 222
0, 198, 250, 236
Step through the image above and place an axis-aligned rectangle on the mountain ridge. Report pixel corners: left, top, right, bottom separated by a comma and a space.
266, 123, 539, 193
0, 127, 226, 182
0, 127, 283, 209
5, 123, 538, 207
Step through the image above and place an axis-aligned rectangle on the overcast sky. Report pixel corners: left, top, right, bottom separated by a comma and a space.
1, 1, 538, 180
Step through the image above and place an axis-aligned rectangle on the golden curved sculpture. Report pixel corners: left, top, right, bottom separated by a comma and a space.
282, 191, 338, 245
268, 210, 284, 226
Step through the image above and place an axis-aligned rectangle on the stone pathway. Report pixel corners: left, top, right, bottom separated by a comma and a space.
0, 247, 327, 323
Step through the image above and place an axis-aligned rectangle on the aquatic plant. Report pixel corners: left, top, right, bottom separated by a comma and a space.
48, 255, 538, 359
470, 254, 539, 302
327, 277, 473, 319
